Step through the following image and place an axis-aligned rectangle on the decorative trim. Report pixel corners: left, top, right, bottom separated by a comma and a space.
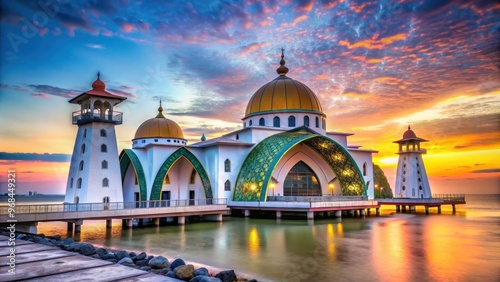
119, 149, 147, 201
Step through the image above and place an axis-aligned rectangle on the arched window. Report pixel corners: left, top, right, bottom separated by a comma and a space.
259, 117, 265, 126
164, 174, 170, 184
225, 180, 231, 191
190, 169, 196, 184
284, 161, 321, 196
315, 117, 319, 128
288, 116, 296, 127
101, 144, 107, 152
81, 144, 85, 154
79, 160, 84, 171
74, 196, 79, 204
83, 129, 87, 138
273, 116, 280, 127
224, 159, 231, 172
236, 134, 239, 140
304, 116, 310, 127
102, 160, 108, 169
102, 178, 109, 187
103, 196, 110, 203
77, 178, 82, 189
100, 129, 107, 137
249, 120, 253, 126
363, 162, 367, 176
402, 185, 406, 191
70, 177, 74, 188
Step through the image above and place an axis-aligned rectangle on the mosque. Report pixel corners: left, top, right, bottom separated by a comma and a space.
64, 52, 377, 206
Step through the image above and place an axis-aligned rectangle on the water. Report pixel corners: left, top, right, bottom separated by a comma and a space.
11, 195, 500, 281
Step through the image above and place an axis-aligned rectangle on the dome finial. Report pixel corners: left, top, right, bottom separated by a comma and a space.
97, 71, 100, 79
408, 125, 411, 130
156, 99, 165, 118
276, 48, 289, 76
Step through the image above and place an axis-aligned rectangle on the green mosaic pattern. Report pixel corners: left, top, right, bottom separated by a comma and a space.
233, 128, 366, 201
119, 149, 147, 201
150, 147, 213, 200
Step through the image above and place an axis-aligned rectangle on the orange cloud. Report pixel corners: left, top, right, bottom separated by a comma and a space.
123, 24, 135, 33
296, 1, 314, 12
292, 15, 308, 26
375, 76, 402, 85
244, 22, 253, 29
339, 34, 408, 50
240, 42, 269, 55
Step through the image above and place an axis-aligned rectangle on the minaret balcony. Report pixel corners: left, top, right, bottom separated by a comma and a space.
72, 110, 123, 125
397, 148, 427, 154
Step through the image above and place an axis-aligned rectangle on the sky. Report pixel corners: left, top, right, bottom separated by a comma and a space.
0, 0, 499, 195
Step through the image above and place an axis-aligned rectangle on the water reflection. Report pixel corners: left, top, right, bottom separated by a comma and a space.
248, 227, 260, 259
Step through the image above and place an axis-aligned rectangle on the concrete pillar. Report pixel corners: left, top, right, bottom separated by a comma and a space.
75, 223, 82, 233
126, 219, 133, 228
360, 209, 365, 216
335, 210, 342, 218
396, 205, 400, 212
244, 210, 251, 217
367, 208, 371, 215
438, 206, 441, 214
216, 214, 222, 222
178, 216, 186, 225
67, 222, 74, 231
425, 206, 429, 215
410, 206, 416, 212
402, 205, 407, 212
376, 208, 380, 216
153, 218, 160, 226
276, 211, 282, 219
452, 204, 456, 212
307, 211, 314, 220
106, 219, 112, 228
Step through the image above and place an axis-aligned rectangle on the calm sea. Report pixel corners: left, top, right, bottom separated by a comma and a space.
3, 194, 499, 281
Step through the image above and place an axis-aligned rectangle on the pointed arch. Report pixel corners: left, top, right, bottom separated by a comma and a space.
119, 149, 147, 201
151, 147, 213, 200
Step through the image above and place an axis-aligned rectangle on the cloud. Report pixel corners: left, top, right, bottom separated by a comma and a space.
86, 44, 104, 49
0, 152, 71, 162
27, 84, 79, 98
471, 168, 500, 174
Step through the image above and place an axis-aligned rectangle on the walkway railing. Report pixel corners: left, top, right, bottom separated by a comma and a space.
0, 198, 227, 215
267, 195, 368, 202
432, 194, 466, 202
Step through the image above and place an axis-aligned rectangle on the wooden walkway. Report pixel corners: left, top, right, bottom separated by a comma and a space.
0, 235, 182, 281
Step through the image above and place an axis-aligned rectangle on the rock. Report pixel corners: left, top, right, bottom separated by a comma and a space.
150, 269, 162, 274
16, 234, 24, 239
129, 252, 137, 257
96, 248, 109, 258
67, 242, 82, 252
149, 256, 169, 269
215, 270, 237, 282
145, 255, 154, 264
80, 243, 96, 256
106, 259, 118, 263
33, 236, 42, 243
193, 267, 209, 277
51, 235, 62, 240
189, 277, 223, 282
115, 250, 130, 260
117, 257, 134, 265
135, 259, 147, 267
170, 258, 186, 269
140, 266, 151, 271
103, 253, 116, 260
160, 268, 170, 275
91, 254, 101, 259
136, 252, 147, 261
175, 264, 195, 280
166, 270, 176, 278
38, 233, 46, 238
247, 280, 258, 282
62, 237, 74, 245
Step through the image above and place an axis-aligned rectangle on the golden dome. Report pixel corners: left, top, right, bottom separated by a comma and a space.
134, 107, 184, 140
245, 52, 323, 117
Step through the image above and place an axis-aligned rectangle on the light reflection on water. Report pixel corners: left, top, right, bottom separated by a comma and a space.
32, 195, 499, 281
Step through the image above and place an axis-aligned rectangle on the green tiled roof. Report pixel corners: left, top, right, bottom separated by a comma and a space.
233, 128, 366, 201
119, 149, 147, 201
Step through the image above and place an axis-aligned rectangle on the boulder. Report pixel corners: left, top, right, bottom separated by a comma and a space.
193, 267, 209, 277
80, 243, 96, 256
166, 270, 176, 278
189, 277, 223, 282
136, 252, 147, 261
91, 254, 101, 259
129, 252, 137, 257
175, 264, 195, 280
66, 242, 82, 252
135, 259, 147, 267
117, 257, 134, 265
215, 270, 237, 282
16, 234, 24, 239
115, 250, 130, 260
149, 256, 169, 269
140, 266, 151, 271
96, 248, 109, 258
145, 255, 154, 264
33, 236, 42, 243
170, 258, 186, 269
62, 237, 74, 245
106, 259, 118, 263
103, 253, 116, 260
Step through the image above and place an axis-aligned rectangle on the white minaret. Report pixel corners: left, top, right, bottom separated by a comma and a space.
393, 126, 432, 198
64, 73, 126, 204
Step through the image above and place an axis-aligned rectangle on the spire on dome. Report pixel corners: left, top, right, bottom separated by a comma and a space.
276, 48, 289, 76
408, 125, 411, 130
156, 100, 165, 118
92, 72, 106, 90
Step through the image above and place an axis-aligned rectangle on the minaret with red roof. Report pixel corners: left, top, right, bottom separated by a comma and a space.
393, 126, 432, 198
64, 73, 126, 204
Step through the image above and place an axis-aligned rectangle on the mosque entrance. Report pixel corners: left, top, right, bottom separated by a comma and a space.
283, 161, 321, 196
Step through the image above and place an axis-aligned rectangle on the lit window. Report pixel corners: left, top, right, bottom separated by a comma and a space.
77, 178, 82, 189
103, 178, 109, 187
79, 160, 84, 171
100, 129, 107, 137
288, 116, 296, 127
273, 116, 280, 127
224, 159, 231, 172
259, 118, 265, 126
304, 116, 309, 127
190, 169, 196, 184
101, 144, 107, 152
102, 160, 108, 169
225, 180, 231, 191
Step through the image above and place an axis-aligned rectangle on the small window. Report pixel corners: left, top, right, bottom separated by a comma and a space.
403, 178, 406, 182
100, 129, 107, 137
403, 170, 406, 174
304, 116, 309, 127
363, 162, 367, 176
155, 139, 158, 142
102, 160, 108, 169
81, 144, 86, 154
273, 116, 280, 127
418, 178, 421, 182
288, 116, 296, 127
225, 180, 231, 191
402, 185, 406, 191
417, 163, 420, 167
190, 169, 196, 184
249, 120, 253, 126
103, 196, 110, 203
164, 174, 170, 184
79, 160, 84, 171
419, 186, 423, 190
315, 117, 319, 128
236, 134, 239, 140
142, 140, 146, 143
70, 177, 74, 188
77, 178, 82, 189
101, 144, 107, 152
224, 159, 231, 172
74, 196, 79, 204
83, 129, 87, 138
103, 178, 109, 187
259, 118, 265, 126
417, 170, 420, 174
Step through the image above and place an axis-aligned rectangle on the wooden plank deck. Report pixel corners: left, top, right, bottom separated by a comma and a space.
0, 235, 182, 281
